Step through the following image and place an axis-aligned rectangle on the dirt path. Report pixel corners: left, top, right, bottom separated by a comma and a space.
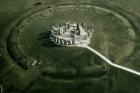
78, 45, 140, 76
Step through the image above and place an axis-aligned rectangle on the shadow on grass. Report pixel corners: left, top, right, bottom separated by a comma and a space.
37, 31, 62, 48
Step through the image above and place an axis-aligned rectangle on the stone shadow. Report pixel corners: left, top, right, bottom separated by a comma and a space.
37, 31, 62, 47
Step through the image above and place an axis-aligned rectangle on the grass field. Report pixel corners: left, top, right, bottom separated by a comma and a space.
1, 0, 140, 93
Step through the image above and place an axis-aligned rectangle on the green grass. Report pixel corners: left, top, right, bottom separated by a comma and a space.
1, 0, 140, 93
